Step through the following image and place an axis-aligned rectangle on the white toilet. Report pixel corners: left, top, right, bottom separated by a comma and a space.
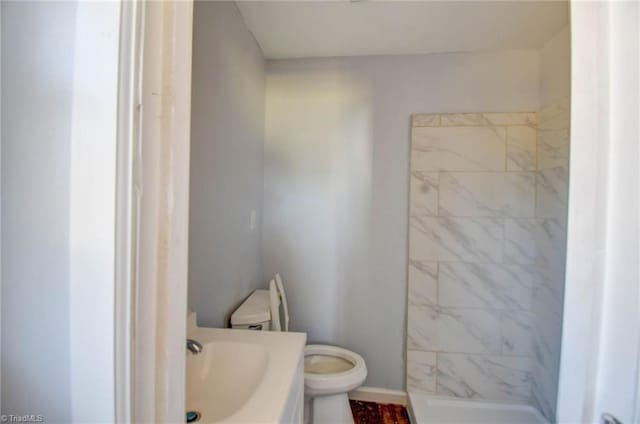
231, 274, 367, 424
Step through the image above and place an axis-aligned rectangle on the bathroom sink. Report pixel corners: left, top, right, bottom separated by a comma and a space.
187, 341, 269, 422
186, 324, 306, 423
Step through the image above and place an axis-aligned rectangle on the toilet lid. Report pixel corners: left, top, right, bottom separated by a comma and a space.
274, 274, 289, 332
269, 279, 281, 331
230, 289, 271, 325
269, 273, 290, 332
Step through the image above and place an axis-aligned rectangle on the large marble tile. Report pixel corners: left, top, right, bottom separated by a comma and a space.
408, 261, 438, 306
504, 219, 537, 264
436, 353, 532, 402
407, 350, 437, 393
531, 361, 559, 422
407, 305, 502, 354
532, 283, 563, 321
538, 98, 570, 130
483, 113, 536, 127
410, 172, 439, 216
534, 267, 566, 309
531, 386, 554, 423
532, 314, 563, 370
439, 113, 490, 127
409, 216, 503, 263
438, 263, 534, 310
507, 126, 537, 171
500, 310, 534, 356
538, 128, 569, 170
439, 172, 535, 217
535, 218, 567, 270
439, 113, 535, 127
413, 114, 441, 127
411, 127, 506, 171
536, 166, 569, 221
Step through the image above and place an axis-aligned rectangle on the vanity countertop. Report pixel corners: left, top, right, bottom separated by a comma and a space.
187, 324, 306, 423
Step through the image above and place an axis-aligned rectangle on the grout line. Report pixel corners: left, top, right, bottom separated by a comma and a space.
410, 214, 537, 220
408, 258, 541, 267
436, 170, 441, 216
409, 304, 535, 312
434, 351, 438, 391
435, 261, 440, 306
409, 259, 540, 268
408, 349, 534, 359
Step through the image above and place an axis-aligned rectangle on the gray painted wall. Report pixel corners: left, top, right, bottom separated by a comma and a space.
188, 1, 266, 327
1, 2, 76, 420
540, 26, 571, 107
263, 51, 540, 389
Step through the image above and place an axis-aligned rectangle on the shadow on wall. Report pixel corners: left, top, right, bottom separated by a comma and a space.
262, 68, 373, 346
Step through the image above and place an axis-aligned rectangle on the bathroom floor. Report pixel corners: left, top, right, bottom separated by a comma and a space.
350, 400, 411, 424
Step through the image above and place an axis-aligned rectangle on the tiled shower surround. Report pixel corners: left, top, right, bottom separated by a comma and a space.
407, 104, 569, 421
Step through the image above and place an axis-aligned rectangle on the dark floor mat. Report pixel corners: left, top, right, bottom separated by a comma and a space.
350, 399, 411, 424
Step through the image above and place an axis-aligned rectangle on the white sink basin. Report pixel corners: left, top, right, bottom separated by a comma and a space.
187, 341, 269, 422
186, 326, 306, 423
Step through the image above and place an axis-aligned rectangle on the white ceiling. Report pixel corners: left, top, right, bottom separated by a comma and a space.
236, 1, 569, 59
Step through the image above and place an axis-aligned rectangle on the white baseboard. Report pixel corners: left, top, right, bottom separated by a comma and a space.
348, 386, 408, 406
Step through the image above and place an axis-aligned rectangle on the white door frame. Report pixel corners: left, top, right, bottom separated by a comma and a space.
116, 1, 640, 423
115, 1, 194, 422
114, 0, 144, 422
557, 1, 640, 422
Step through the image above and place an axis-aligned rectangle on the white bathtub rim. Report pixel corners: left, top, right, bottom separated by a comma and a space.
407, 391, 549, 424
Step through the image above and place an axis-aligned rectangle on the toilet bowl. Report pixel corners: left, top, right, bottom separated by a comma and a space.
304, 344, 367, 424
230, 274, 368, 424
304, 344, 367, 396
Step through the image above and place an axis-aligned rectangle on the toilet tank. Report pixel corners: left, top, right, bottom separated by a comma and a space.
230, 289, 271, 331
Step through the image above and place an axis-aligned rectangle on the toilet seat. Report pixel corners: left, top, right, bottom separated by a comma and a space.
304, 344, 367, 396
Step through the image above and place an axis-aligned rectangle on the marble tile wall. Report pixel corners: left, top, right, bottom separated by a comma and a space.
530, 97, 570, 421
407, 109, 568, 420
